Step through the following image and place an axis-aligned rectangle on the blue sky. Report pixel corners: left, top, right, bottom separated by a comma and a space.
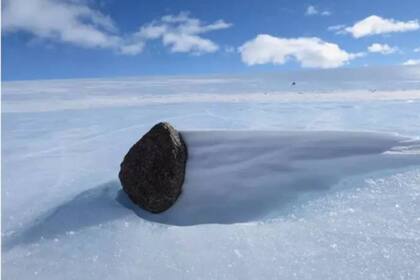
2, 0, 420, 80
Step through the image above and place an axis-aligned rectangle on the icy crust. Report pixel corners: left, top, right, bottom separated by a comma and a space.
2, 73, 420, 279
3, 168, 420, 280
3, 131, 420, 241
3, 89, 420, 113
3, 72, 420, 113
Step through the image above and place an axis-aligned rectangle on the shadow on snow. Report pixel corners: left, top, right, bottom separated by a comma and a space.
4, 131, 420, 250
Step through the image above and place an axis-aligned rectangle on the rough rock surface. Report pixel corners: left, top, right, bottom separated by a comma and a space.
119, 122, 188, 213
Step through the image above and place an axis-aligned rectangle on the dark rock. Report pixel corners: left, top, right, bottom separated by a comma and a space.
119, 122, 188, 213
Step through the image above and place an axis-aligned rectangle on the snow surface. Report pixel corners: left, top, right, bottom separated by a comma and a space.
2, 68, 420, 279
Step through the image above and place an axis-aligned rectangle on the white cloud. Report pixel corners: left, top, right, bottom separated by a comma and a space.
2, 0, 121, 49
367, 43, 398, 55
342, 15, 420, 38
2, 3, 230, 56
133, 12, 232, 54
414, 48, 420, 53
118, 43, 145, 55
238, 34, 360, 69
328, 24, 346, 33
305, 5, 331, 16
403, 59, 420, 66
305, 6, 318, 16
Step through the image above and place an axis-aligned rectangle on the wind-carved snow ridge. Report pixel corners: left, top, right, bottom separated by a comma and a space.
4, 130, 420, 252
123, 131, 420, 225
385, 138, 420, 155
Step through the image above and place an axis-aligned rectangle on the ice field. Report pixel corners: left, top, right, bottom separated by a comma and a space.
2, 66, 420, 279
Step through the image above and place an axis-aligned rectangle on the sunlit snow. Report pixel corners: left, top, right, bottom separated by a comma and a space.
2, 67, 420, 279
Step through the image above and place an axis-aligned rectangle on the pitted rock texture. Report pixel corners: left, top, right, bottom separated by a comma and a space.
119, 122, 188, 213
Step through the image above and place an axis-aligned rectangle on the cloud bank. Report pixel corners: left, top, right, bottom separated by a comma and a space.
239, 34, 361, 68
368, 43, 398, 55
2, 1, 231, 56
131, 12, 232, 55
305, 5, 331, 16
2, 0, 120, 49
340, 15, 419, 38
403, 59, 420, 66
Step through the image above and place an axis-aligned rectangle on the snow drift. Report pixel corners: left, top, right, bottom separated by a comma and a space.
2, 73, 420, 279
4, 130, 420, 251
